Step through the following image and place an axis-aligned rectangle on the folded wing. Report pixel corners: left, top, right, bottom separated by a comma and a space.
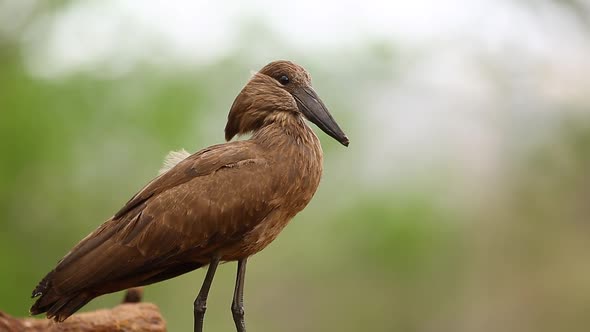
31, 140, 277, 320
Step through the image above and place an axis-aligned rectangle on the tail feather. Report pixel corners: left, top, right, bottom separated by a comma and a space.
45, 297, 70, 319
31, 290, 94, 322
30, 271, 56, 315
30, 270, 94, 322
48, 293, 93, 322
31, 270, 54, 299
30, 259, 205, 321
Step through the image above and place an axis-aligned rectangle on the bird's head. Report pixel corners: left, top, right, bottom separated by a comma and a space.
225, 60, 349, 146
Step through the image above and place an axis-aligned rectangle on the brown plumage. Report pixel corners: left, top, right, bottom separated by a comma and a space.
30, 60, 348, 331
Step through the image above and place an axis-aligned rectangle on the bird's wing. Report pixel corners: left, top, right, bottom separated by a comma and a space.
47, 140, 277, 295
114, 141, 264, 219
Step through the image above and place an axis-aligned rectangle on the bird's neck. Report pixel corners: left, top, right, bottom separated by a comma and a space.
252, 113, 324, 213
252, 113, 323, 159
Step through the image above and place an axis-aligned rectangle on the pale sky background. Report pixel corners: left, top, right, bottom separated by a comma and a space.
5, 0, 590, 189
14, 0, 588, 77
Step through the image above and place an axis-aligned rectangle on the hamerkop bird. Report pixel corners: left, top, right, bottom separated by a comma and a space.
30, 60, 349, 331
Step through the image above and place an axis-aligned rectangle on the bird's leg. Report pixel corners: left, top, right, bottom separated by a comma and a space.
231, 258, 248, 332
194, 256, 220, 332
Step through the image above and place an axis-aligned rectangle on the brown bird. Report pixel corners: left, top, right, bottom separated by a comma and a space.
30, 60, 349, 332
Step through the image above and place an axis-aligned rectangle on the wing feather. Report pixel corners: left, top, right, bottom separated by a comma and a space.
48, 140, 276, 295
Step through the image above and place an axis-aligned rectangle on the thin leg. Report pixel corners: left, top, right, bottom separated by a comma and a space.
194, 256, 220, 332
231, 258, 248, 332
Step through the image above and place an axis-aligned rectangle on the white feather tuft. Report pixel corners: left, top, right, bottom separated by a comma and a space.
159, 149, 191, 175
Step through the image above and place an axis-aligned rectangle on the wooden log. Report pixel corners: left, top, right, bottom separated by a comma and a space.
0, 302, 166, 332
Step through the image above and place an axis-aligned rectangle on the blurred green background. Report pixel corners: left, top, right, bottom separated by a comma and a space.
1, 1, 590, 331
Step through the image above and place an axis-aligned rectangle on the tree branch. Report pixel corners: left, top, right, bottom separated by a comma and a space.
0, 288, 166, 332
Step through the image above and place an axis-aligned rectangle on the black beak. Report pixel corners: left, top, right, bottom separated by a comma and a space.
292, 86, 349, 146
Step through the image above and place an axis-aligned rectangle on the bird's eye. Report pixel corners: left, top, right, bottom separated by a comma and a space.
278, 75, 290, 85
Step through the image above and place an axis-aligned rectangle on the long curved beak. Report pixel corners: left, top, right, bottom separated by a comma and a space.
292, 86, 349, 146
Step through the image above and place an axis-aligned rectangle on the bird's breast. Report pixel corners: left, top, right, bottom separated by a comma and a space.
221, 133, 324, 260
